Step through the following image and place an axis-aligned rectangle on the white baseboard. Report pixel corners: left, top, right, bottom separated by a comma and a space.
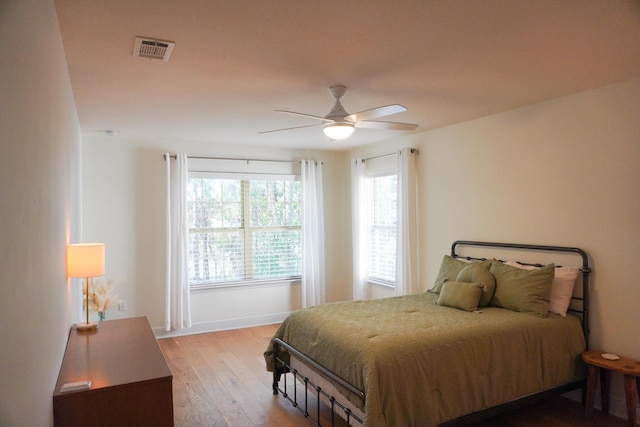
152, 312, 291, 338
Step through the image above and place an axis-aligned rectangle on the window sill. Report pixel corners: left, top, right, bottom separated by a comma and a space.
367, 278, 395, 289
190, 277, 301, 291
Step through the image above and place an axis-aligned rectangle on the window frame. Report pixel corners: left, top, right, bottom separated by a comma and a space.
187, 171, 302, 290
365, 170, 398, 287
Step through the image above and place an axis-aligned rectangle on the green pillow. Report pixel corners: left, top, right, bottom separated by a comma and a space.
428, 255, 469, 294
436, 281, 484, 312
456, 262, 496, 307
489, 261, 554, 318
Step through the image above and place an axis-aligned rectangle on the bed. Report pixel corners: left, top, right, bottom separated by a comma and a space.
265, 241, 591, 426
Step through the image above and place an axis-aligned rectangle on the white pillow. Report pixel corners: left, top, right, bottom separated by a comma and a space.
548, 267, 579, 316
503, 261, 579, 317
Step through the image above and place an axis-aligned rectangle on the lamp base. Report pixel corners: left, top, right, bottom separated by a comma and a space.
76, 322, 99, 331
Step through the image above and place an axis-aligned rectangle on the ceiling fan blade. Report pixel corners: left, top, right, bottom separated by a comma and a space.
258, 123, 322, 135
345, 104, 407, 122
275, 110, 333, 122
356, 120, 419, 131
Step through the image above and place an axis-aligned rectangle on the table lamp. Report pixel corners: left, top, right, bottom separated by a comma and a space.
67, 243, 105, 331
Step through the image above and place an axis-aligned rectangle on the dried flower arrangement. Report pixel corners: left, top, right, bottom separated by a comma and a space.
83, 277, 122, 319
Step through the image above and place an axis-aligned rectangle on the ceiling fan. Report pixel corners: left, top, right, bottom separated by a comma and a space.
259, 85, 419, 140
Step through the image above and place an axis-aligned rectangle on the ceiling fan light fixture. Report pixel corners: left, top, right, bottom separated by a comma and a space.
260, 85, 418, 139
322, 122, 355, 140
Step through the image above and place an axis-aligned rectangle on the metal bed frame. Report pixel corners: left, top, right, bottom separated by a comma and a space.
271, 240, 592, 426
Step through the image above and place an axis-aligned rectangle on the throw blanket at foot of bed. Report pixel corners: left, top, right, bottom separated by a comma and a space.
265, 293, 585, 427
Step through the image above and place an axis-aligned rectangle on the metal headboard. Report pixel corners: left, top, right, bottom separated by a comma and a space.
450, 240, 592, 349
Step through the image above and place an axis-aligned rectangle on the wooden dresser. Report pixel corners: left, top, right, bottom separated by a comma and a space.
53, 316, 173, 427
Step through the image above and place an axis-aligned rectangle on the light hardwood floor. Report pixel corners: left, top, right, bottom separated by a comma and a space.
157, 324, 629, 427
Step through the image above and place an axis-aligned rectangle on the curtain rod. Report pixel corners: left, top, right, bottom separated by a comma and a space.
363, 148, 419, 162
163, 154, 302, 164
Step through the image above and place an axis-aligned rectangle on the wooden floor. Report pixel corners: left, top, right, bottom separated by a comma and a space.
158, 324, 629, 427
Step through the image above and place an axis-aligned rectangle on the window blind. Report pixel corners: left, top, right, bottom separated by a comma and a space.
367, 174, 397, 283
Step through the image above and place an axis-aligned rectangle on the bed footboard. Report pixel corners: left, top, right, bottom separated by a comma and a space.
272, 338, 364, 426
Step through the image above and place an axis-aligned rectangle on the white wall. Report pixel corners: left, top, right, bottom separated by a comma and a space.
423, 78, 640, 357
0, 1, 81, 426
349, 77, 640, 418
81, 138, 350, 334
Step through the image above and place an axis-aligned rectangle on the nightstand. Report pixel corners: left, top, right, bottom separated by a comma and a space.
582, 350, 640, 427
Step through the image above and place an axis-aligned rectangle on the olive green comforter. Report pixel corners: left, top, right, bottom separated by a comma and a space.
265, 292, 586, 427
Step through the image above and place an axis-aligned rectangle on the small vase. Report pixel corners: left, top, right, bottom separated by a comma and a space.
98, 311, 106, 322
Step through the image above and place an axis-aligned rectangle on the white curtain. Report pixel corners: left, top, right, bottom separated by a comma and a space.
395, 148, 419, 295
165, 153, 192, 331
301, 160, 325, 308
351, 158, 368, 300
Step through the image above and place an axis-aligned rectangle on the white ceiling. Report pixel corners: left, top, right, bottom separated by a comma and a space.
55, 0, 640, 151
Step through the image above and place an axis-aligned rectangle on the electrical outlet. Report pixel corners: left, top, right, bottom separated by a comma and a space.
118, 300, 127, 311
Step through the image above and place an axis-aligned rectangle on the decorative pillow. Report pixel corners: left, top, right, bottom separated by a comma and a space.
436, 281, 484, 312
428, 255, 469, 294
456, 262, 496, 307
548, 267, 579, 316
504, 261, 579, 316
489, 261, 555, 318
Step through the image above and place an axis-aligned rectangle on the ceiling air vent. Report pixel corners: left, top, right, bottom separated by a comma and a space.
133, 37, 175, 62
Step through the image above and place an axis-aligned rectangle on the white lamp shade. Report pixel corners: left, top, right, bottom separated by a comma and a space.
323, 122, 355, 140
67, 243, 105, 278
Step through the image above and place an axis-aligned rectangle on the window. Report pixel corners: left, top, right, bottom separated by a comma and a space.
187, 174, 301, 287
367, 173, 397, 284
